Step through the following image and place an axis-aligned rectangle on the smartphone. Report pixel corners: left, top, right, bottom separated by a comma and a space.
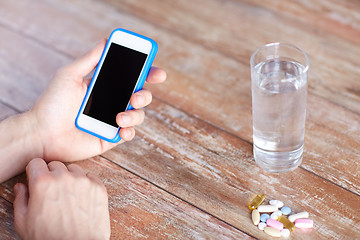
75, 28, 158, 143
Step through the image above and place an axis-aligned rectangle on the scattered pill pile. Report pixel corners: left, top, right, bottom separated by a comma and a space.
249, 193, 313, 238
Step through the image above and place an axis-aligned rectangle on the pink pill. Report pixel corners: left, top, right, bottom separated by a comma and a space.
266, 218, 284, 231
295, 218, 313, 229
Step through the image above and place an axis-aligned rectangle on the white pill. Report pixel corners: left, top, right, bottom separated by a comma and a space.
269, 200, 284, 208
281, 229, 290, 237
257, 205, 278, 213
252, 209, 260, 225
270, 210, 283, 220
264, 227, 281, 237
258, 222, 267, 231
295, 218, 313, 229
288, 211, 309, 222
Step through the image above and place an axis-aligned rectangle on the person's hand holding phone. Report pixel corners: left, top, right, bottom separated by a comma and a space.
29, 39, 166, 162
13, 158, 110, 239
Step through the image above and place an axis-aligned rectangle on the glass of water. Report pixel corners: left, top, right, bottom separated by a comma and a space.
250, 43, 310, 173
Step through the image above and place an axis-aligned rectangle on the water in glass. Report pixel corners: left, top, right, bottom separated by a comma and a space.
252, 58, 307, 172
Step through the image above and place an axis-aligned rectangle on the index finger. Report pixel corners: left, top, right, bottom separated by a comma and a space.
26, 158, 49, 185
146, 67, 167, 84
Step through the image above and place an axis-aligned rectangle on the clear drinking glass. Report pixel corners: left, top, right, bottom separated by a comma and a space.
250, 43, 310, 173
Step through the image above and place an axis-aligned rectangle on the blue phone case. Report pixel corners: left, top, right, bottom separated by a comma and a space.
75, 28, 158, 143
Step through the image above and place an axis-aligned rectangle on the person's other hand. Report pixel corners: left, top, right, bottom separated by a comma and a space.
29, 39, 166, 162
13, 158, 110, 240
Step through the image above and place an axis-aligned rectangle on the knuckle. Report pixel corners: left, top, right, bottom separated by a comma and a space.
132, 110, 144, 124
144, 89, 152, 102
32, 174, 53, 192
137, 111, 145, 124
147, 93, 153, 104
127, 128, 136, 140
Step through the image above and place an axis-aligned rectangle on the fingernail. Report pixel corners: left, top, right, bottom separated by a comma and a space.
121, 114, 131, 125
14, 184, 19, 195
123, 129, 130, 139
136, 94, 145, 105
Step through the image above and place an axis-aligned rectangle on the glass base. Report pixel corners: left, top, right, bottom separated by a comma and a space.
253, 145, 303, 173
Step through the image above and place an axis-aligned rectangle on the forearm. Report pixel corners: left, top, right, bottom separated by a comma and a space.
0, 112, 43, 183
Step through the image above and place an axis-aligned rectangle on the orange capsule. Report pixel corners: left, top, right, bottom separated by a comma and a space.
278, 215, 295, 231
248, 194, 265, 210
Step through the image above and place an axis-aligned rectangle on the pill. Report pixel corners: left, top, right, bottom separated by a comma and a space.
280, 206, 291, 215
269, 200, 284, 208
266, 218, 284, 231
248, 194, 265, 210
281, 228, 290, 237
258, 205, 278, 213
270, 210, 282, 220
252, 209, 260, 225
295, 218, 313, 229
289, 211, 309, 222
277, 215, 295, 231
258, 222, 267, 231
260, 213, 270, 222
264, 227, 281, 237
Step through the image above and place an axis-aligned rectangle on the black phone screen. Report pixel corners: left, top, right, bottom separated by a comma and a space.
84, 43, 148, 127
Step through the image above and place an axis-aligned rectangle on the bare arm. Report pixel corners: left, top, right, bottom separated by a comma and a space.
0, 112, 43, 183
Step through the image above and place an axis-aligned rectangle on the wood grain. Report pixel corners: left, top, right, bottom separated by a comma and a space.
0, 24, 69, 112
105, 0, 360, 114
0, 103, 17, 121
241, 0, 360, 45
0, 0, 359, 239
1, 0, 357, 194
0, 197, 20, 240
103, 98, 360, 239
0, 157, 255, 239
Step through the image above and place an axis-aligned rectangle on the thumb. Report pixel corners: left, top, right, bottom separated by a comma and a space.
13, 183, 29, 235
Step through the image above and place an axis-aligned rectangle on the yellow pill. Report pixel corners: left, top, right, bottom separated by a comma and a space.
248, 194, 265, 210
264, 227, 281, 237
252, 209, 260, 225
277, 215, 295, 231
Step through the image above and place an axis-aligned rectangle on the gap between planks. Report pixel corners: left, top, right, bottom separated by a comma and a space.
0, 99, 21, 114
0, 195, 12, 206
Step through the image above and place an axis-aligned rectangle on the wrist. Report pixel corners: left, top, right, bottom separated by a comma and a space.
0, 111, 44, 183
21, 110, 45, 161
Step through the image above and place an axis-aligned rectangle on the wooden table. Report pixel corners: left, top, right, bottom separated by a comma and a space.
1, 0, 359, 239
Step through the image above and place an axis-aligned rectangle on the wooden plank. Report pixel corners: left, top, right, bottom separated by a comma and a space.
304, 95, 360, 193
0, 173, 26, 204
0, 0, 358, 194
0, 102, 18, 120
102, 98, 360, 239
0, 197, 20, 240
0, 157, 254, 239
0, 25, 69, 112
240, 0, 360, 45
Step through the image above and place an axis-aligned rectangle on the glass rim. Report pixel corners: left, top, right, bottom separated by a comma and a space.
250, 42, 310, 75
